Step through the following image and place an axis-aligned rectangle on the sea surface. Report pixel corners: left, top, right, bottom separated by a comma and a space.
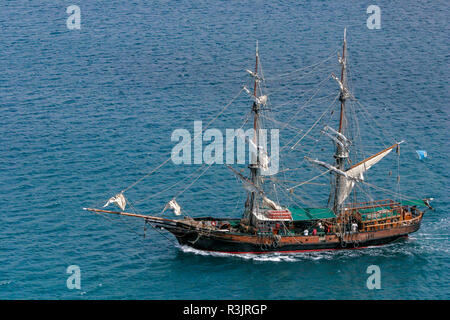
0, 1, 449, 299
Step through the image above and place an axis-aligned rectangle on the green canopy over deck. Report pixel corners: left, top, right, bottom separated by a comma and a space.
287, 199, 428, 222
288, 207, 336, 221
355, 199, 429, 221
401, 199, 429, 207
358, 206, 392, 214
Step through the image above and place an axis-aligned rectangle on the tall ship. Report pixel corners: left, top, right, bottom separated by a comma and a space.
85, 30, 433, 254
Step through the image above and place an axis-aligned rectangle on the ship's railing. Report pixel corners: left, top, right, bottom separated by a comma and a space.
360, 212, 422, 230
331, 212, 422, 234
338, 199, 422, 232
359, 208, 421, 231
344, 199, 400, 211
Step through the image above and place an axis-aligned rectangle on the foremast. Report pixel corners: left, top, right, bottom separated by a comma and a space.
247, 42, 262, 220
244, 42, 270, 225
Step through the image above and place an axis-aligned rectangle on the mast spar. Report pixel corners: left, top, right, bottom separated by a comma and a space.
248, 41, 261, 220
243, 41, 270, 225
338, 28, 347, 134
333, 28, 350, 213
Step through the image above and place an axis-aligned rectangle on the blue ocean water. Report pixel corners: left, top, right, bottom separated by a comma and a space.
0, 0, 448, 299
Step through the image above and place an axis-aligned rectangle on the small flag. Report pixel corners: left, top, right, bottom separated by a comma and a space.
416, 150, 428, 160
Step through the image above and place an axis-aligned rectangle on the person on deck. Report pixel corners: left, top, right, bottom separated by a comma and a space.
318, 222, 325, 233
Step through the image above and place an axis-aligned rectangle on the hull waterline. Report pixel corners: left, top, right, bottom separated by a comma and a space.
168, 221, 420, 254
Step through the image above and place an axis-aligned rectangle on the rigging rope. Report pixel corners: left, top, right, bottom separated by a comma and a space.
265, 48, 339, 81
174, 163, 213, 200
360, 180, 418, 202
288, 169, 331, 190
128, 200, 179, 245
134, 164, 207, 205
353, 98, 398, 145
278, 74, 333, 132
288, 93, 339, 151
119, 86, 246, 194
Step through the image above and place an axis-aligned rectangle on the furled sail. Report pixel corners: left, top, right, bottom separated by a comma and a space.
237, 131, 270, 170
305, 157, 350, 179
227, 165, 261, 194
103, 193, 127, 211
322, 125, 351, 150
248, 138, 270, 170
336, 142, 403, 205
256, 95, 267, 106
262, 196, 282, 210
163, 198, 182, 216
226, 165, 282, 210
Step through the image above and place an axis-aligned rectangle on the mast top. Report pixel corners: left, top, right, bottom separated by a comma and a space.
338, 28, 348, 134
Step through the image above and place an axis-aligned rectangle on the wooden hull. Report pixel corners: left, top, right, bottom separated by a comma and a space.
84, 202, 427, 255
167, 220, 421, 254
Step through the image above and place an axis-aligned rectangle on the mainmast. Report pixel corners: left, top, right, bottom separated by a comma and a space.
333, 28, 350, 213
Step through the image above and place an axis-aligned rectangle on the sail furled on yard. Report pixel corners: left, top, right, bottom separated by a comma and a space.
262, 196, 282, 210
336, 142, 402, 205
226, 165, 282, 210
103, 193, 127, 211
237, 130, 270, 171
227, 165, 260, 194
248, 138, 270, 171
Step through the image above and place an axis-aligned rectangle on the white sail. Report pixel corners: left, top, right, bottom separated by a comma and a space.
323, 125, 350, 144
237, 131, 270, 170
163, 199, 182, 216
249, 138, 270, 171
305, 157, 350, 178
226, 165, 281, 210
337, 142, 402, 205
262, 196, 282, 210
103, 193, 127, 211
256, 95, 267, 106
226, 165, 263, 195
322, 126, 350, 150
